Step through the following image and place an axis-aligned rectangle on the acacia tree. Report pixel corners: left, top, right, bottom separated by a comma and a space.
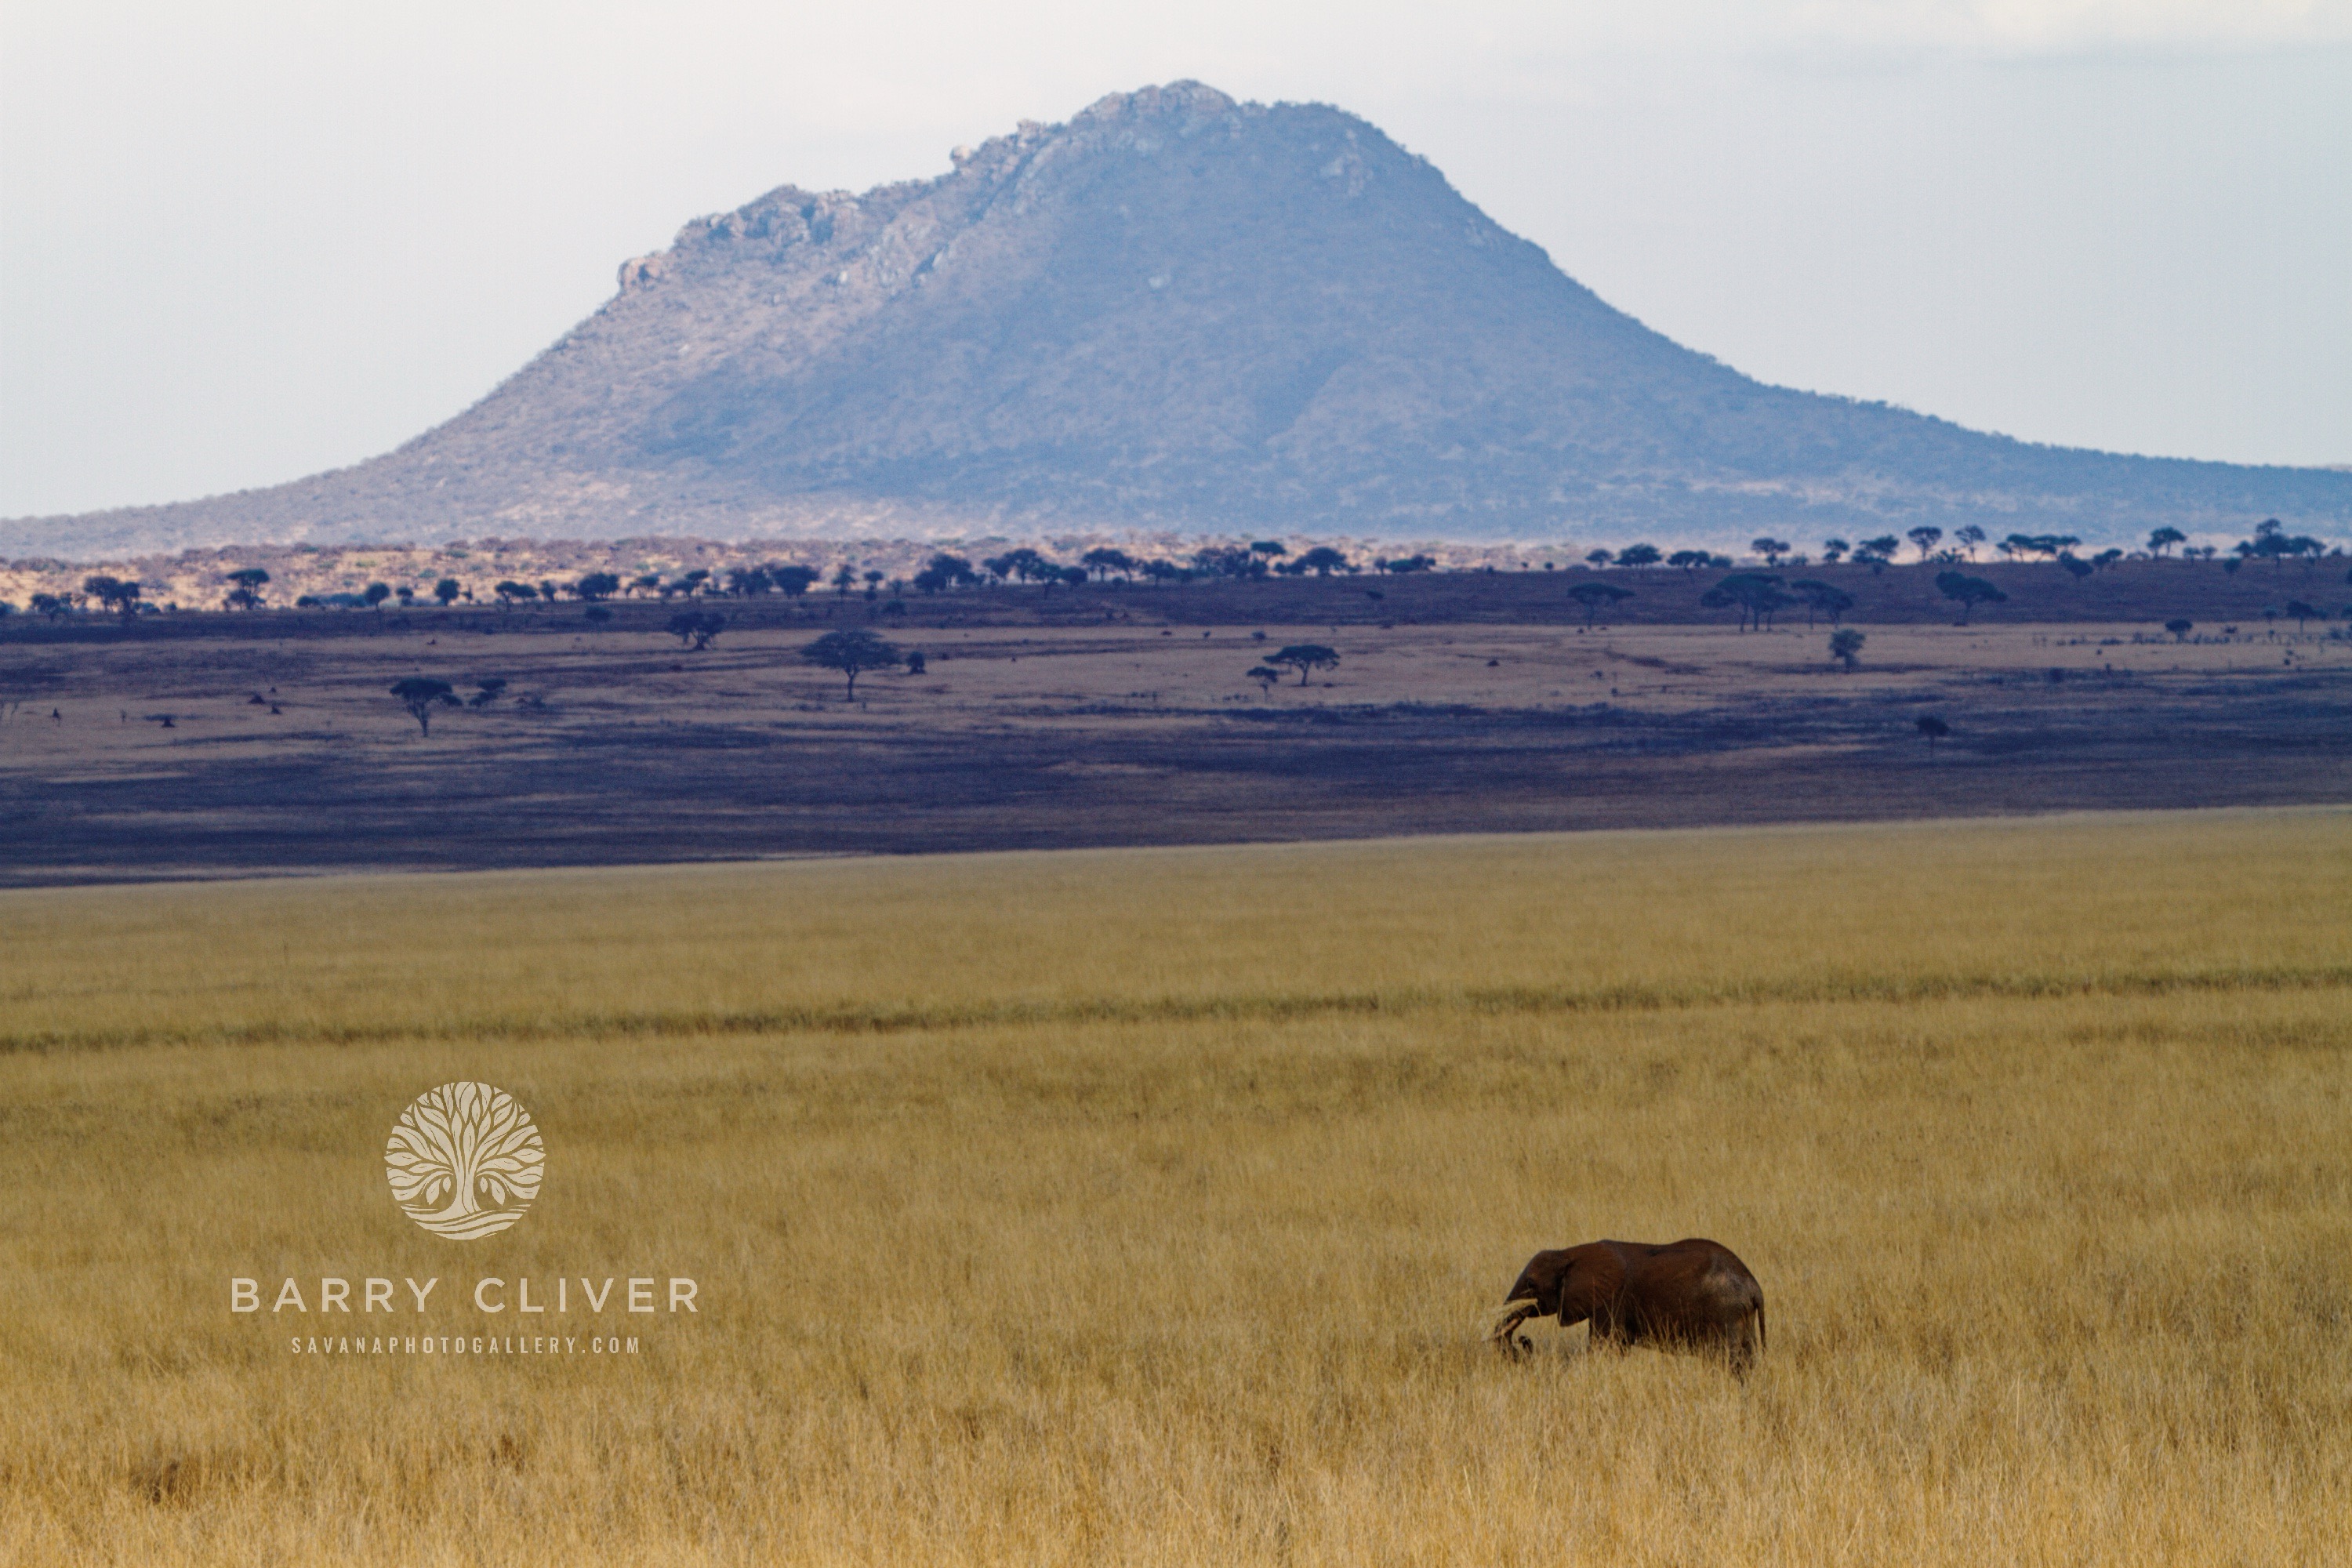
1907, 526, 1944, 561
388, 677, 459, 735
434, 577, 463, 606
1568, 582, 1633, 626
82, 575, 142, 618
2165, 619, 2193, 641
226, 567, 271, 611
1853, 536, 1900, 573
1916, 715, 1950, 753
1829, 628, 1865, 671
384, 1082, 544, 1240
668, 609, 725, 651
1247, 664, 1283, 696
1703, 572, 1789, 631
800, 628, 902, 698
1954, 525, 1987, 561
1080, 547, 1138, 581
1789, 579, 1854, 627
1936, 571, 2008, 625
1269, 644, 1340, 685
2147, 527, 2187, 558
1751, 537, 1791, 566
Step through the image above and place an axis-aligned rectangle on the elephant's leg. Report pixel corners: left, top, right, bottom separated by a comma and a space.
1490, 1302, 1539, 1353
1727, 1306, 1761, 1376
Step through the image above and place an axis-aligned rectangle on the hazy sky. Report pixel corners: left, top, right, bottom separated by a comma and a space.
3, 1, 2347, 519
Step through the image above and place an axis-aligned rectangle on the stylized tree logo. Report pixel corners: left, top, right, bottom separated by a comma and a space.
385, 1081, 545, 1240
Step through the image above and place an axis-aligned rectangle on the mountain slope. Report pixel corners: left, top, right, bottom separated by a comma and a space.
9, 81, 2347, 557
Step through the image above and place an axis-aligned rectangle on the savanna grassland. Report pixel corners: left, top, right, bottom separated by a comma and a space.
6, 584, 2348, 881
2, 809, 2348, 1564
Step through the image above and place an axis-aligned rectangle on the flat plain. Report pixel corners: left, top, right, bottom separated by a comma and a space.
2, 808, 2347, 1564
5, 563, 2347, 882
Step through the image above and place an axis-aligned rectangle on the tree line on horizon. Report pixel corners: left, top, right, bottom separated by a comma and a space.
6, 519, 2343, 623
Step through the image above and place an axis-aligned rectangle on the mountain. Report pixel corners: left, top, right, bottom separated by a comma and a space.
8, 81, 2347, 559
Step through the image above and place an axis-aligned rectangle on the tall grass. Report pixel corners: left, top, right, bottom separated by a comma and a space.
2, 808, 2347, 1564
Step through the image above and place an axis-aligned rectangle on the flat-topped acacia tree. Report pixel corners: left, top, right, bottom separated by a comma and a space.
388, 677, 459, 735
1936, 571, 2008, 625
800, 629, 902, 699
1269, 644, 1340, 685
1568, 582, 1632, 626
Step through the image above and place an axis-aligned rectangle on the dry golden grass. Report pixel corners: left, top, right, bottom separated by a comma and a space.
3, 808, 2348, 1564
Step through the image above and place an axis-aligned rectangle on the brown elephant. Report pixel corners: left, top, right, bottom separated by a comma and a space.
1491, 1238, 1764, 1370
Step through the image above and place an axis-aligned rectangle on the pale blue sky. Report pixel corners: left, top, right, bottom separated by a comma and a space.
3, 1, 2347, 518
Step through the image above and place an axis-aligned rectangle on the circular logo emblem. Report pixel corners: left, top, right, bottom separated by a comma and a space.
385, 1081, 545, 1240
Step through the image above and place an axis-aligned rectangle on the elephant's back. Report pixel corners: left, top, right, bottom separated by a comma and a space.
1625, 1240, 1763, 1313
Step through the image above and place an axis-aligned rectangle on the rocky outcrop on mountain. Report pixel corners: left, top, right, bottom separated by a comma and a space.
8, 81, 2347, 559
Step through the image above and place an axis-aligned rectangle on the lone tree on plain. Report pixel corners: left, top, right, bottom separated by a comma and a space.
1568, 581, 1633, 626
1829, 628, 1866, 671
2165, 618, 2194, 641
1915, 715, 1949, 753
1247, 664, 1283, 696
225, 567, 271, 610
800, 628, 902, 698
1936, 571, 2009, 625
2287, 600, 2319, 630
1269, 644, 1340, 685
667, 609, 725, 651
389, 677, 459, 735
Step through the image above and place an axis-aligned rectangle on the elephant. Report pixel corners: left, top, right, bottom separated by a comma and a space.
1491, 1238, 1764, 1370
